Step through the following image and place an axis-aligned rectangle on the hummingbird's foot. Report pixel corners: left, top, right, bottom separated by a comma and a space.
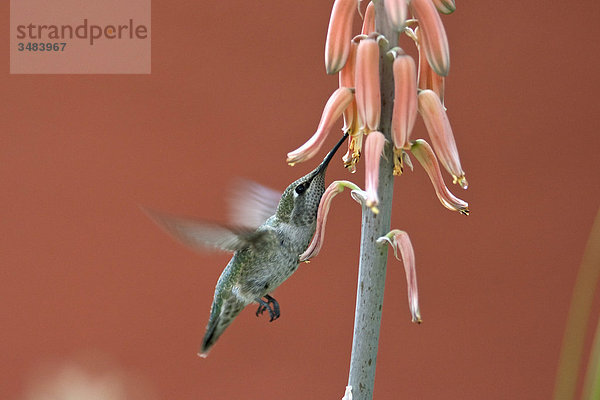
255, 294, 280, 322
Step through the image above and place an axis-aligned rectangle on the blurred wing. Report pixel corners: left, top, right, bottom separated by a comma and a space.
144, 208, 264, 253
227, 179, 281, 229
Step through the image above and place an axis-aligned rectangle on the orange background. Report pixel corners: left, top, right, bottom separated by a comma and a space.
2, 1, 600, 399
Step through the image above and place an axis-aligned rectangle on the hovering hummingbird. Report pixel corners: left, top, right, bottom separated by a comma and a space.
145, 133, 348, 357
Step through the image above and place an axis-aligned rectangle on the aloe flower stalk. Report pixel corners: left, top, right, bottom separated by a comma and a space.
417, 89, 467, 188
417, 28, 445, 102
410, 139, 469, 214
410, 0, 450, 76
389, 48, 418, 151
364, 131, 386, 213
300, 180, 361, 262
355, 36, 381, 132
287, 87, 354, 165
344, 1, 466, 398
325, 0, 358, 74
383, 0, 408, 31
361, 2, 376, 35
432, 0, 456, 14
377, 230, 421, 323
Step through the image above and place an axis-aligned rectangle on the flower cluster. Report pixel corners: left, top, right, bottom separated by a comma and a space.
288, 0, 465, 325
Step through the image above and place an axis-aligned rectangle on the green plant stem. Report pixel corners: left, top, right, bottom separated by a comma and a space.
554, 208, 600, 400
346, 2, 397, 399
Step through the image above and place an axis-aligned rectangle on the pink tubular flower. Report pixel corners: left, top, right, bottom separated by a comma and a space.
355, 35, 381, 132
361, 1, 376, 35
377, 230, 421, 323
287, 88, 354, 165
432, 0, 456, 14
410, 0, 450, 77
325, 0, 358, 74
339, 41, 358, 133
383, 0, 408, 31
364, 131, 386, 213
417, 28, 445, 102
300, 180, 361, 262
417, 89, 467, 188
410, 139, 469, 214
389, 48, 417, 151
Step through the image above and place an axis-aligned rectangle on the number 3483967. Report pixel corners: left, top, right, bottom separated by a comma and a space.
17, 42, 67, 51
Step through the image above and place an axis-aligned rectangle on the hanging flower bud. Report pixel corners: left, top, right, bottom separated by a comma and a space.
410, 139, 468, 214
361, 2, 376, 34
339, 41, 359, 133
417, 89, 467, 188
364, 131, 386, 213
389, 48, 417, 151
339, 40, 358, 89
287, 88, 354, 165
432, 0, 456, 14
410, 0, 450, 76
417, 27, 445, 102
377, 230, 421, 323
325, 0, 358, 74
300, 180, 361, 262
355, 35, 381, 132
383, 0, 408, 31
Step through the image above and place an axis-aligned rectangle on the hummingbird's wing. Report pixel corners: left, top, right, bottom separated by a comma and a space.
227, 179, 281, 229
144, 208, 267, 253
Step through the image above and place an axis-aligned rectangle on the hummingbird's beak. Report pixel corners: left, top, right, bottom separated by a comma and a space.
310, 132, 350, 178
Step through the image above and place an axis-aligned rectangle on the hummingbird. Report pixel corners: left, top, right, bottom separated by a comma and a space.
145, 133, 348, 357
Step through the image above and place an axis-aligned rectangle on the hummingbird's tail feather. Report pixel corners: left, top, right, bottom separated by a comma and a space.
198, 297, 246, 358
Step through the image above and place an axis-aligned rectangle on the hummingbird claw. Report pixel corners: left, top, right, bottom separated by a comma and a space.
255, 295, 280, 322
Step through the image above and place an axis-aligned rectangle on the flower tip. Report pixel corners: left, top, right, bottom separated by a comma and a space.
412, 304, 422, 323
454, 175, 468, 189
459, 207, 469, 216
286, 150, 306, 165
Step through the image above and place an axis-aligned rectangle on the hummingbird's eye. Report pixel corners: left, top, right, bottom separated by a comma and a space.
295, 183, 306, 195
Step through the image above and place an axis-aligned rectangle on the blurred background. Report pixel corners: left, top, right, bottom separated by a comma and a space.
2, 1, 600, 399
